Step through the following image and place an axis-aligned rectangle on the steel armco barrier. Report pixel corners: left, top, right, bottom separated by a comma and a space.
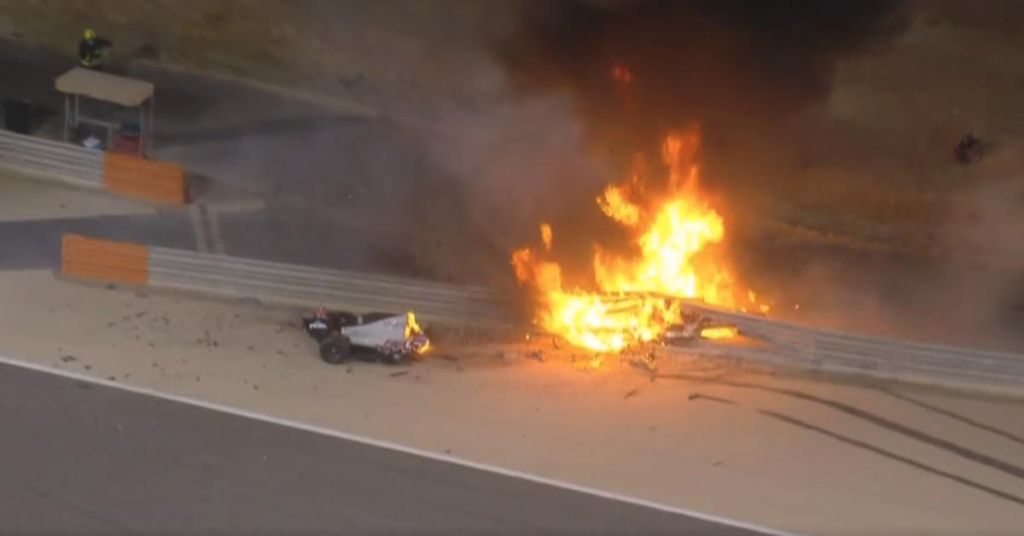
146, 247, 514, 326
685, 303, 1024, 396
62, 235, 1024, 396
0, 130, 104, 188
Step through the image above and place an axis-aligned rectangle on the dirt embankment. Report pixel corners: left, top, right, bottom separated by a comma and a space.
0, 0, 514, 115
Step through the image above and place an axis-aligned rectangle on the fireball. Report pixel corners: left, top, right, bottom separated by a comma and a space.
512, 128, 764, 352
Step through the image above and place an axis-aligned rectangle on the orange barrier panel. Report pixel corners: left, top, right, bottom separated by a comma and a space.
103, 153, 185, 204
61, 234, 149, 285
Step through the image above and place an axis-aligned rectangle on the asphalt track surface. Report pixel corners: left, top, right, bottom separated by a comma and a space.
0, 361, 777, 536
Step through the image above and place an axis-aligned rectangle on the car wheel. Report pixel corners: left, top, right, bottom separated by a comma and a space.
319, 336, 352, 365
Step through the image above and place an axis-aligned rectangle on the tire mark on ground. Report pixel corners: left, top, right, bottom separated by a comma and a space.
880, 388, 1024, 447
760, 409, 1024, 508
658, 373, 1024, 483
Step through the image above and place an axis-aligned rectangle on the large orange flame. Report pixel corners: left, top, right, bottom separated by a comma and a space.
512, 128, 764, 352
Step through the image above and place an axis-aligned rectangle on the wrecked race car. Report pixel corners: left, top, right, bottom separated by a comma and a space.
302, 308, 430, 365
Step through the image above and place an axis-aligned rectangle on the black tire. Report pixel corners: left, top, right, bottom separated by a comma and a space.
319, 336, 352, 365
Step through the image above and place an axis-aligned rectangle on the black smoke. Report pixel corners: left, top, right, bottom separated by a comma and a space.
499, 0, 908, 178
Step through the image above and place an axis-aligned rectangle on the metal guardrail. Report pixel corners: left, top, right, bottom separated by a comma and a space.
138, 244, 1024, 395
685, 303, 1024, 396
0, 130, 104, 188
147, 247, 514, 326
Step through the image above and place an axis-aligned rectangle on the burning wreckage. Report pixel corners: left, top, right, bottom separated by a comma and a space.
300, 126, 763, 364
512, 126, 768, 354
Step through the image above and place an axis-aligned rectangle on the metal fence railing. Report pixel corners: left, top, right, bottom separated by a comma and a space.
146, 246, 514, 327
0, 130, 104, 188
60, 234, 1024, 396
684, 303, 1024, 396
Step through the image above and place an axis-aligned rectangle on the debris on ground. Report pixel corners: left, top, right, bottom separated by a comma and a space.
527, 350, 545, 363
623, 388, 640, 399
59, 355, 77, 363
389, 371, 410, 378
688, 393, 736, 405
629, 349, 658, 373
955, 132, 985, 164
197, 330, 219, 348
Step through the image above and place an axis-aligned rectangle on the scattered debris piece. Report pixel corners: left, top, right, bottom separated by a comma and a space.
527, 350, 545, 362
714, 461, 723, 467
955, 132, 985, 164
59, 355, 77, 363
106, 284, 116, 290
623, 388, 640, 399
345, 365, 354, 374
389, 371, 410, 378
551, 337, 560, 350
134, 311, 147, 318
107, 376, 117, 381
197, 330, 219, 348
246, 345, 255, 352
688, 393, 735, 405
84, 365, 92, 371
438, 354, 459, 362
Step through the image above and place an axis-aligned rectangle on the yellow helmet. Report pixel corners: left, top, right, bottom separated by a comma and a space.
83, 28, 97, 40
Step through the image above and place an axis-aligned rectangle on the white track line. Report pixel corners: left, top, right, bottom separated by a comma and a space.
0, 354, 807, 536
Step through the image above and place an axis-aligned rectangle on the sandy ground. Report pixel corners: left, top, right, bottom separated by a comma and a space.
1, 269, 1023, 536
0, 170, 155, 222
